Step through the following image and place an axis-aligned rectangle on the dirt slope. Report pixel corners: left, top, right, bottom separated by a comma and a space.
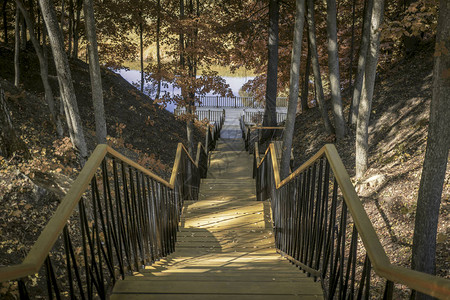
290, 41, 449, 278
0, 42, 204, 297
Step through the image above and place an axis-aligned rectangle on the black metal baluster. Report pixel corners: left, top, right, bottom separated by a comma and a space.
91, 178, 106, 298
316, 159, 330, 271
383, 280, 394, 300
101, 160, 116, 275
343, 224, 358, 299
356, 254, 371, 300
79, 199, 93, 299
18, 279, 30, 300
64, 226, 86, 299
310, 158, 324, 271
323, 178, 338, 282
44, 256, 61, 300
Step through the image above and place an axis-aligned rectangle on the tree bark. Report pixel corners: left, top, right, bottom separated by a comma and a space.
14, 6, 19, 87
179, 0, 194, 157
38, 0, 88, 164
72, 0, 81, 58
280, 0, 306, 180
306, 0, 333, 134
83, 0, 106, 144
412, 2, 450, 299
60, 0, 64, 38
68, 0, 73, 56
326, 0, 346, 139
37, 4, 41, 43
139, 19, 144, 93
155, 0, 161, 99
262, 0, 279, 128
346, 0, 356, 125
3, 0, 8, 44
0, 85, 30, 158
19, 11, 25, 49
355, 0, 384, 179
300, 32, 311, 112
349, 0, 373, 125
16, 0, 63, 137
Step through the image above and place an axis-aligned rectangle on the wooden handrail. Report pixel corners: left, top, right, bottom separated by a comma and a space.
257, 143, 450, 299
0, 141, 205, 283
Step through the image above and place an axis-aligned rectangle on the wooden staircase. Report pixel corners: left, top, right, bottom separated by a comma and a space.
111, 138, 324, 299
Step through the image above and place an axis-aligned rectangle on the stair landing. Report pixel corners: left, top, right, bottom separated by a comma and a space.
111, 139, 324, 299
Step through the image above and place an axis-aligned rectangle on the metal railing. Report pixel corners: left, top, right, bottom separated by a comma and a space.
174, 108, 225, 124
255, 143, 450, 299
0, 123, 223, 299
240, 117, 284, 154
198, 96, 288, 108
243, 110, 287, 125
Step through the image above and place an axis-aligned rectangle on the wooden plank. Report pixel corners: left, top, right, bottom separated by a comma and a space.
112, 280, 324, 295
111, 294, 323, 300
129, 273, 308, 280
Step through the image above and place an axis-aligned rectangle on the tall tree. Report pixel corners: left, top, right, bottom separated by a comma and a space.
38, 0, 88, 164
68, 0, 73, 55
280, 0, 306, 180
349, 0, 373, 125
326, 0, 346, 139
306, 0, 333, 133
139, 12, 144, 93
14, 5, 19, 87
155, 0, 161, 99
262, 0, 279, 128
412, 1, 450, 298
15, 0, 63, 137
300, 34, 311, 112
346, 0, 356, 125
71, 0, 81, 58
83, 0, 107, 144
355, 0, 384, 178
2, 0, 8, 43
19, 10, 25, 48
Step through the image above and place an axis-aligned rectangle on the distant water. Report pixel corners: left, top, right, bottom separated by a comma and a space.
116, 69, 254, 113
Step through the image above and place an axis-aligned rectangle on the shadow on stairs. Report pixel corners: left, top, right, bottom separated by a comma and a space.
111, 138, 324, 299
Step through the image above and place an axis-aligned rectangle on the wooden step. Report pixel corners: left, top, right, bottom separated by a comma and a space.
111, 137, 323, 299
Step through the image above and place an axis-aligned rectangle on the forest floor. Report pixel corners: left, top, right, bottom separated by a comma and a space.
0, 43, 204, 296
291, 40, 449, 280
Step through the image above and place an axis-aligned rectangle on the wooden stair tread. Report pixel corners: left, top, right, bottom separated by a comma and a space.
111, 138, 323, 299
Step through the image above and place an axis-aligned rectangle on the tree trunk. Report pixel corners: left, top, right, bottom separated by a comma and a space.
326, 0, 346, 139
0, 85, 30, 158
280, 0, 306, 180
38, 0, 88, 164
14, 6, 19, 87
412, 2, 450, 299
19, 12, 25, 49
355, 0, 384, 179
139, 19, 144, 93
347, 0, 356, 125
179, 0, 184, 68
306, 0, 333, 134
3, 0, 8, 44
155, 0, 161, 99
68, 0, 73, 56
300, 32, 311, 112
349, 0, 372, 125
83, 0, 106, 144
262, 0, 278, 128
37, 5, 41, 43
60, 0, 64, 37
16, 0, 63, 137
72, 0, 81, 58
